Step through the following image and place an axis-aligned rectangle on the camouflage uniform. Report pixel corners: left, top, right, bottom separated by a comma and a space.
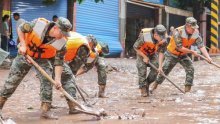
155, 27, 204, 86
134, 31, 167, 88
0, 18, 76, 103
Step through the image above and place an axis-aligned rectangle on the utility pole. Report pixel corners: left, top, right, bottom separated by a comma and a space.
210, 0, 219, 53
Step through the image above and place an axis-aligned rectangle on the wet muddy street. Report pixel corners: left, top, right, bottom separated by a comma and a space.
0, 57, 220, 124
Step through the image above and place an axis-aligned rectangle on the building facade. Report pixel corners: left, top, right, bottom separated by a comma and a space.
1, 0, 218, 57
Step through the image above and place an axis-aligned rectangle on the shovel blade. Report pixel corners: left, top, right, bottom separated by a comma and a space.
0, 118, 16, 124
75, 107, 106, 117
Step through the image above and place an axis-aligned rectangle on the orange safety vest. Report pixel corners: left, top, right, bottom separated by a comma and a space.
25, 18, 56, 58
139, 28, 158, 55
167, 26, 199, 56
64, 32, 90, 62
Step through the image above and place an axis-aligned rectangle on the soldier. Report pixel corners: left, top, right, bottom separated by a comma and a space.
75, 35, 109, 98
0, 17, 77, 119
65, 34, 108, 98
151, 17, 212, 93
133, 25, 168, 97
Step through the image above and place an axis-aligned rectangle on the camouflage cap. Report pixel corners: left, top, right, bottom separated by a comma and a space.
86, 34, 98, 46
154, 24, 167, 38
55, 17, 72, 37
185, 17, 199, 29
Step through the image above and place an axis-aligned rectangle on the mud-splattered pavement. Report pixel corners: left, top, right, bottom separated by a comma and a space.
0, 57, 220, 124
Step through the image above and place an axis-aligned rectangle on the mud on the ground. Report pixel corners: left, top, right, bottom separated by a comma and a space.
0, 57, 220, 124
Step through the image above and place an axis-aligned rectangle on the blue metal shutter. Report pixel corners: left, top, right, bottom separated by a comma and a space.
76, 0, 122, 56
11, 0, 67, 42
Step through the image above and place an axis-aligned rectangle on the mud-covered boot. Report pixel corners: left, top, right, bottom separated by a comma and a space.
67, 101, 81, 114
185, 85, 191, 93
150, 82, 159, 94
0, 97, 7, 117
98, 85, 107, 98
140, 86, 148, 97
41, 102, 58, 120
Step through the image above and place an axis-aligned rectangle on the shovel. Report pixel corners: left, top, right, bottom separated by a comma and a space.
25, 55, 106, 118
148, 62, 185, 94
0, 117, 16, 124
75, 83, 93, 107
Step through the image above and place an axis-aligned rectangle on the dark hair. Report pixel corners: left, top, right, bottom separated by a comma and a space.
13, 13, 20, 17
2, 15, 9, 21
52, 15, 58, 19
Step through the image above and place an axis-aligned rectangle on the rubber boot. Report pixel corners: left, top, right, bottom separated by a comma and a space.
140, 86, 148, 97
150, 82, 159, 94
67, 101, 80, 114
41, 102, 58, 120
185, 85, 191, 93
98, 85, 107, 98
0, 97, 7, 117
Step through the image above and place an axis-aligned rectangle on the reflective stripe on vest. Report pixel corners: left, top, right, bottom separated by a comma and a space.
142, 28, 154, 42
139, 28, 157, 55
49, 38, 67, 50
167, 26, 199, 56
33, 18, 48, 41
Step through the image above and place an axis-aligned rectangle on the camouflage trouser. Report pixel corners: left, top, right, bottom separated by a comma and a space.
155, 52, 194, 86
0, 55, 77, 103
37, 63, 77, 101
95, 57, 107, 85
0, 55, 53, 102
60, 63, 77, 99
136, 54, 158, 88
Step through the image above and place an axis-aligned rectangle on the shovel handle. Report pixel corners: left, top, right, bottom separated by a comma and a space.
78, 86, 90, 97
75, 83, 88, 104
0, 117, 5, 124
197, 54, 220, 68
148, 62, 185, 94
24, 55, 99, 116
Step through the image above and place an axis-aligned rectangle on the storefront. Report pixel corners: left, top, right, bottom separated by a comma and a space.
165, 6, 193, 31
75, 0, 122, 57
125, 0, 163, 57
11, 0, 67, 42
